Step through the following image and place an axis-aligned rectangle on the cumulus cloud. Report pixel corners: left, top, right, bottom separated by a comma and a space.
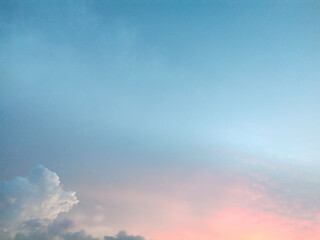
0, 166, 147, 240
0, 165, 79, 236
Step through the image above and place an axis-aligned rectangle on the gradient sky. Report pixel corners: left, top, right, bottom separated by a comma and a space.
1, 1, 320, 240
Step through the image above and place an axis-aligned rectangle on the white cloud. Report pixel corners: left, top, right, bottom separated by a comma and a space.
0, 165, 79, 236
0, 165, 147, 240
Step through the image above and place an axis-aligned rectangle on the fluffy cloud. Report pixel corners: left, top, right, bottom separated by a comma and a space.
0, 165, 79, 236
0, 166, 147, 240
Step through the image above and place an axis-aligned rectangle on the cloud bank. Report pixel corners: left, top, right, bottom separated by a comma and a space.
12, 219, 144, 240
104, 231, 145, 240
12, 219, 98, 240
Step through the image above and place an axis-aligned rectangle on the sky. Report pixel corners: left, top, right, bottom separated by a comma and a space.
1, 0, 320, 240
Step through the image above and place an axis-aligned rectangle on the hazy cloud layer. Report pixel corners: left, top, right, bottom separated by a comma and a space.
244, 160, 320, 221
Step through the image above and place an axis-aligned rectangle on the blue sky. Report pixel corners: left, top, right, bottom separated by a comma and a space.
1, 1, 320, 239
